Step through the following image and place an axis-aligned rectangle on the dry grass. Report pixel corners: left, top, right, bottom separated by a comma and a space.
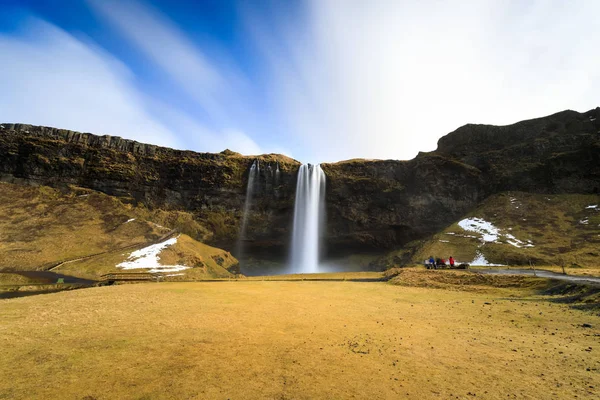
0, 272, 39, 285
0, 182, 167, 270
244, 271, 384, 281
0, 278, 598, 399
56, 234, 238, 280
0, 183, 238, 280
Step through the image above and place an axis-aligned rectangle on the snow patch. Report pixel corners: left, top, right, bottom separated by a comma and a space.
458, 217, 533, 248
505, 233, 534, 248
580, 219, 589, 225
125, 218, 135, 223
445, 232, 456, 235
470, 252, 505, 266
585, 204, 598, 209
165, 273, 184, 277
590, 117, 596, 121
458, 218, 500, 242
117, 236, 189, 273
78, 194, 89, 197
438, 240, 450, 243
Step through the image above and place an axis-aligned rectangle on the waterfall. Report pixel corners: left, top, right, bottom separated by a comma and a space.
290, 164, 326, 273
239, 160, 259, 241
275, 162, 281, 186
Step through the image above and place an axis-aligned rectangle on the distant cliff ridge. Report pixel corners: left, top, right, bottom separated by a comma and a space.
1, 107, 598, 265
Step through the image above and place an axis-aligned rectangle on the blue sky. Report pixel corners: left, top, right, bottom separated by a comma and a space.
1, 1, 599, 163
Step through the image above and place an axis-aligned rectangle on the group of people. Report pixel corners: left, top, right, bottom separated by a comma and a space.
426, 256, 455, 269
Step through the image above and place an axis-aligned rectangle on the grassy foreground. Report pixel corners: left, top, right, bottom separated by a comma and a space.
1, 274, 599, 399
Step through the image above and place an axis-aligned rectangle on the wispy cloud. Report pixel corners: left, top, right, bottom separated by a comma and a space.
86, 0, 277, 156
0, 18, 180, 148
1, 1, 598, 162
248, 0, 600, 162
0, 13, 267, 155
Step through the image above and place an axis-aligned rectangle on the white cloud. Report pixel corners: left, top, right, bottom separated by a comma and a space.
86, 0, 272, 156
0, 18, 180, 148
249, 0, 600, 162
2, 2, 598, 163
147, 100, 263, 155
0, 16, 265, 156
87, 0, 251, 130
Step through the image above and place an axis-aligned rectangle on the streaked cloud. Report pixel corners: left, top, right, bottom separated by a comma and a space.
1, 1, 598, 162
0, 18, 180, 148
249, 0, 600, 161
0, 15, 265, 156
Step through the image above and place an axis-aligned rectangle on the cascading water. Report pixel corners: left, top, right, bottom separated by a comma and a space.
239, 160, 259, 242
275, 162, 281, 185
290, 164, 326, 273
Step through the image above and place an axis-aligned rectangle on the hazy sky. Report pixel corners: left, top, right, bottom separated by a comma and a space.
0, 0, 598, 162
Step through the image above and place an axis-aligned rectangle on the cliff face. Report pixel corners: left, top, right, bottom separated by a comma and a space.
321, 155, 485, 256
0, 123, 300, 261
1, 107, 598, 266
322, 107, 600, 256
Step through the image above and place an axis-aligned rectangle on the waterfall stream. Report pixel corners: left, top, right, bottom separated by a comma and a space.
239, 160, 259, 241
290, 164, 326, 273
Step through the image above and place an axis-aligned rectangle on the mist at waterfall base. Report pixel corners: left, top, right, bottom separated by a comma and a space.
289, 164, 326, 274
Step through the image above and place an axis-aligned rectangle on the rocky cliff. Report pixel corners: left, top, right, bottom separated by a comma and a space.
1, 108, 598, 269
322, 108, 600, 257
0, 123, 300, 263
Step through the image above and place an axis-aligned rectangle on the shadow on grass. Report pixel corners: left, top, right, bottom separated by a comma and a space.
538, 281, 600, 311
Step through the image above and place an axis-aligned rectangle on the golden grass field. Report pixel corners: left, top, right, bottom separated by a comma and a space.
1, 271, 599, 399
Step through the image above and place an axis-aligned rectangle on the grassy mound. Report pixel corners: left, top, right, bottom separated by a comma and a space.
55, 234, 238, 280
378, 191, 600, 268
387, 267, 600, 308
0, 182, 167, 270
0, 272, 40, 285
0, 182, 238, 278
387, 268, 546, 291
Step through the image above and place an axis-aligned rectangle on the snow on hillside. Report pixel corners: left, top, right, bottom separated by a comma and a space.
470, 252, 505, 266
117, 236, 189, 273
458, 217, 534, 248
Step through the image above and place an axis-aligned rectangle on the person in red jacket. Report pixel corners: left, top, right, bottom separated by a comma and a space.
449, 256, 455, 268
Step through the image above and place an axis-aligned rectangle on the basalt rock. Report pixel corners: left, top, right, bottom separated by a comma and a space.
0, 123, 300, 261
321, 107, 600, 256
1, 107, 598, 266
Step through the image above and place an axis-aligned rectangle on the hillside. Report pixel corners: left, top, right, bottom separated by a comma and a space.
0, 182, 239, 279
373, 191, 600, 268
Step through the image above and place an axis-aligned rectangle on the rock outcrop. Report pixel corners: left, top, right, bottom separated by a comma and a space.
1, 107, 598, 268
